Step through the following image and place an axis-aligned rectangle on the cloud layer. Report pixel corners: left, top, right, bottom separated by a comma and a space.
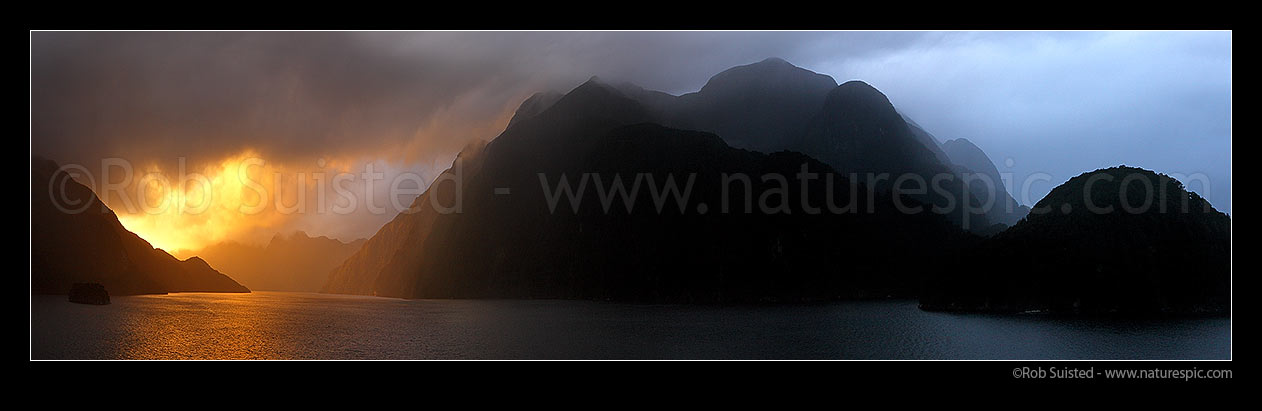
31, 31, 1232, 246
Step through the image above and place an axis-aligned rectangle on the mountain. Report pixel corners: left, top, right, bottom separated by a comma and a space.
796, 81, 945, 177
901, 111, 1029, 227
667, 57, 839, 153
30, 157, 249, 295
322, 78, 974, 301
940, 138, 1031, 226
174, 231, 365, 292
322, 60, 1230, 309
623, 59, 996, 230
791, 80, 992, 229
899, 114, 952, 165
507, 91, 563, 127
919, 166, 1231, 314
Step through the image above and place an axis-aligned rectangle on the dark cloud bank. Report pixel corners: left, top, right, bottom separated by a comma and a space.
31, 31, 1232, 231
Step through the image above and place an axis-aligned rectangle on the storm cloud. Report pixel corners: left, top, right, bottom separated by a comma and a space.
30, 31, 1232, 244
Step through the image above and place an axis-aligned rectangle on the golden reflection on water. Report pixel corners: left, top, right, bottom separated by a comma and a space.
31, 292, 1232, 360
34, 291, 425, 360
113, 293, 289, 359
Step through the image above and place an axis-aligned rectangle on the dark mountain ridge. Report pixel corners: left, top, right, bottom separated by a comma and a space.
669, 58, 839, 153
176, 231, 365, 292
920, 166, 1230, 314
543, 59, 1011, 230
941, 137, 1031, 226
899, 113, 952, 165
323, 78, 975, 301
31, 156, 249, 295
317, 60, 1228, 313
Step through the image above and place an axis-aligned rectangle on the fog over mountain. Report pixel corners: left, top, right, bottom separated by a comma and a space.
323, 77, 977, 300
30, 31, 1231, 248
27, 31, 1235, 365
173, 232, 365, 292
319, 68, 1229, 311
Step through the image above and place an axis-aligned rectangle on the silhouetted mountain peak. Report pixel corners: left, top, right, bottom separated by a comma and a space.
938, 137, 1029, 226
32, 156, 249, 295
815, 80, 912, 144
526, 76, 651, 128
564, 76, 629, 102
829, 80, 893, 108
1024, 165, 1224, 224
698, 58, 837, 96
182, 256, 211, 267
272, 231, 305, 242
899, 113, 952, 165
267, 231, 298, 246
942, 138, 975, 149
923, 165, 1230, 314
942, 139, 993, 173
899, 113, 936, 141
668, 59, 837, 152
508, 91, 564, 127
815, 80, 917, 146
266, 230, 363, 248
571, 75, 626, 95
759, 56, 790, 65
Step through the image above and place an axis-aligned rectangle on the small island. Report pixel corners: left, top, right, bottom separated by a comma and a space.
68, 283, 110, 305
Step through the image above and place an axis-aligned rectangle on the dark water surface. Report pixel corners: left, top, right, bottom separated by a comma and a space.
31, 292, 1231, 360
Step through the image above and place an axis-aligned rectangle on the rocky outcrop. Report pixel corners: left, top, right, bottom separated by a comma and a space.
68, 283, 110, 305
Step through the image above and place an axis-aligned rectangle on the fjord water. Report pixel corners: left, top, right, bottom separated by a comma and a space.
31, 292, 1230, 360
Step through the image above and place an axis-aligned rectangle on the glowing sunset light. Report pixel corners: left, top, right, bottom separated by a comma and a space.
28, 30, 1233, 365
107, 149, 441, 252
114, 150, 292, 252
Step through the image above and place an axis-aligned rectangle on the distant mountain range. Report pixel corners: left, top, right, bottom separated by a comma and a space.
903, 117, 1030, 227
589, 59, 1024, 228
31, 58, 1230, 314
173, 232, 364, 292
31, 157, 248, 295
940, 137, 1031, 226
324, 80, 973, 300
319, 58, 1229, 312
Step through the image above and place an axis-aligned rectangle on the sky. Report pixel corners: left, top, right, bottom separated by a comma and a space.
30, 31, 1232, 251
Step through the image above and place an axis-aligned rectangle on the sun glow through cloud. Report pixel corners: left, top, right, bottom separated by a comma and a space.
114, 150, 292, 253
108, 149, 443, 253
